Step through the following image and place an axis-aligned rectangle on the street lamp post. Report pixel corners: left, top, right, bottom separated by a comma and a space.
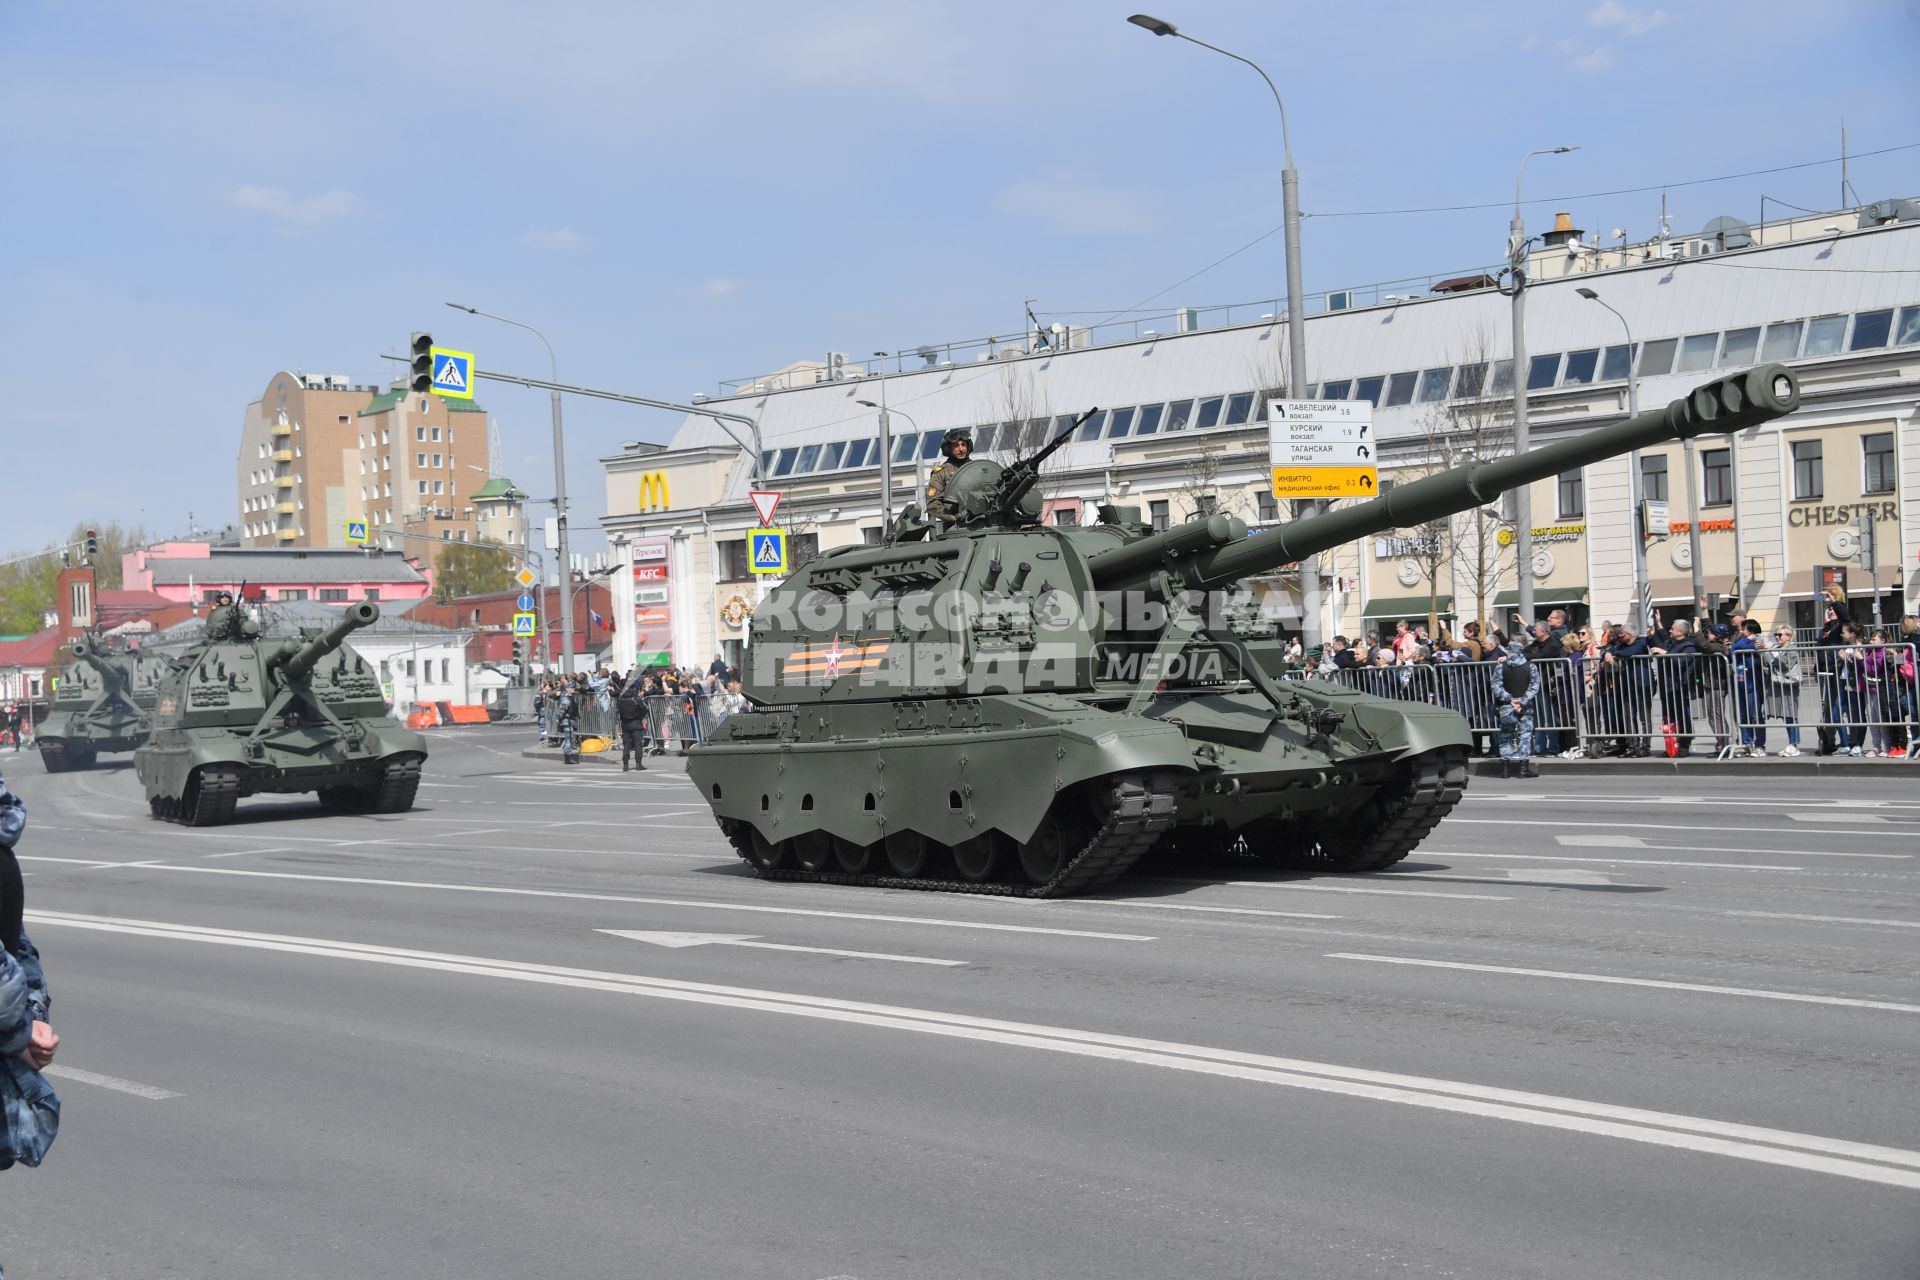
857, 386, 919, 531
448, 302, 576, 676
1128, 14, 1318, 645
1575, 287, 1662, 629
1506, 145, 1580, 627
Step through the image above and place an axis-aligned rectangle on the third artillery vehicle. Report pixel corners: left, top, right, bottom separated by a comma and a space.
689, 366, 1802, 896
37, 639, 163, 771
136, 600, 427, 825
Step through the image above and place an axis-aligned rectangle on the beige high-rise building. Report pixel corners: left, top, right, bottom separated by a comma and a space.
236, 371, 501, 574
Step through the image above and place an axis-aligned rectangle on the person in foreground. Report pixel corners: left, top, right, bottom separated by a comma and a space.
1, 769, 60, 1280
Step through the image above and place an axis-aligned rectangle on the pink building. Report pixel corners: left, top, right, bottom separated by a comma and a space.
123, 542, 432, 608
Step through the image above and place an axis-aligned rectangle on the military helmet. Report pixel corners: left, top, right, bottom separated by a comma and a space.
940, 427, 974, 459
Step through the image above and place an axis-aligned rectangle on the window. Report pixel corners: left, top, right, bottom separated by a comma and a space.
319, 588, 348, 602
415, 427, 425, 442
890, 433, 917, 463
1165, 400, 1194, 431
417, 452, 427, 467
790, 532, 820, 571
364, 589, 381, 601
1149, 499, 1170, 531
1791, 439, 1823, 500
1896, 307, 1920, 347
1863, 433, 1896, 494
1761, 321, 1802, 361
1639, 338, 1677, 376
1256, 492, 1279, 523
1562, 349, 1599, 385
1489, 360, 1515, 396
1385, 372, 1417, 406
432, 453, 442, 468
1354, 375, 1386, 406
1720, 327, 1760, 366
430, 427, 441, 442
1417, 368, 1451, 402
717, 540, 749, 580
1105, 406, 1136, 438
1076, 411, 1107, 442
843, 439, 871, 467
1635, 458, 1666, 502
1527, 354, 1561, 389
278, 589, 309, 602
418, 480, 429, 495
1803, 315, 1846, 356
434, 480, 446, 495
918, 430, 943, 461
1223, 392, 1254, 425
1600, 345, 1634, 381
1053, 506, 1079, 527
1702, 447, 1732, 506
381, 429, 389, 444
1557, 469, 1584, 519
1193, 397, 1224, 430
337, 415, 348, 424
1849, 309, 1893, 351
1676, 333, 1717, 372
819, 441, 845, 470
1454, 364, 1487, 398
1134, 403, 1164, 435
405, 660, 415, 678
772, 447, 798, 476
861, 527, 882, 545
1193, 494, 1218, 518
795, 443, 820, 473
975, 425, 1001, 453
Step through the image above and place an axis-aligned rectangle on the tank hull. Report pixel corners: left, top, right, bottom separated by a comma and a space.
135, 724, 426, 824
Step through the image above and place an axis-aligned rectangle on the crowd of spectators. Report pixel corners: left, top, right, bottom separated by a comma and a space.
533, 653, 749, 760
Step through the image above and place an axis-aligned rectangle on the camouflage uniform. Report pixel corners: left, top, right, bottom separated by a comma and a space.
1491, 643, 1541, 774
1, 772, 59, 1205
925, 457, 970, 525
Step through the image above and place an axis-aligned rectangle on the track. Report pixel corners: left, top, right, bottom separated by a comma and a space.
722, 772, 1179, 898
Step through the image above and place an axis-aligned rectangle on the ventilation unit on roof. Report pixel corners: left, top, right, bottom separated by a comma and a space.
1176, 308, 1200, 333
1860, 198, 1920, 226
1327, 290, 1353, 312
915, 345, 939, 367
825, 352, 849, 381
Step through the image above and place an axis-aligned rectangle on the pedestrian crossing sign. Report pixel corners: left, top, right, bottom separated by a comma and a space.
749, 528, 787, 575
430, 347, 476, 400
512, 611, 537, 635
344, 519, 369, 544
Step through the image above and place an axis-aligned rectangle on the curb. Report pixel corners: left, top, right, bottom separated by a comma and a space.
1469, 756, 1912, 777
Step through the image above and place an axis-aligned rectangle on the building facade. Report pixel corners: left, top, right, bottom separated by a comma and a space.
123, 542, 432, 608
235, 372, 503, 572
601, 204, 1920, 666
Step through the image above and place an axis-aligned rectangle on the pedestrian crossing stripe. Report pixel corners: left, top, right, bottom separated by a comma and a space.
429, 347, 476, 400
749, 528, 787, 575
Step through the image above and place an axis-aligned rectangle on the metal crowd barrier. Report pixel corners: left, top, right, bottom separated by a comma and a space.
529, 686, 750, 752
1309, 641, 1919, 759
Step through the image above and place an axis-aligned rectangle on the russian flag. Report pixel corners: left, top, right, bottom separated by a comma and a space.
591, 610, 608, 630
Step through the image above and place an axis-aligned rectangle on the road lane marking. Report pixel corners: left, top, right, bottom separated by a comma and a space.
1434, 851, 1803, 872
1078, 902, 1340, 921
1788, 813, 1888, 824
53, 865, 1156, 940
1727, 910, 1920, 930
1326, 953, 1920, 1014
42, 1064, 181, 1100
1550, 840, 1907, 860
600, 928, 965, 967
1474, 794, 1920, 811
1443, 817, 1908, 837
24, 908, 1920, 1191
1559, 834, 1645, 848
1215, 880, 1512, 902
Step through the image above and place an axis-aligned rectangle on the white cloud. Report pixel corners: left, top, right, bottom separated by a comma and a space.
1566, 44, 1618, 72
231, 185, 360, 232
1587, 1, 1673, 36
521, 228, 590, 251
702, 279, 741, 297
992, 173, 1161, 236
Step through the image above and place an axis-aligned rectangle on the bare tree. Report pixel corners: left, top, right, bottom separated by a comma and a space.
1409, 324, 1517, 636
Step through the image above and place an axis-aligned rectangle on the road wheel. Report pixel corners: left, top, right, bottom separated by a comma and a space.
792, 831, 835, 873
832, 837, 873, 874
951, 832, 1003, 883
745, 826, 788, 871
1018, 812, 1077, 885
883, 830, 932, 878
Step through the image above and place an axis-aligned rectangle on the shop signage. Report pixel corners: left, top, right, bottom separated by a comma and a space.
633, 564, 668, 583
635, 586, 669, 606
1667, 518, 1735, 534
632, 538, 670, 564
1496, 523, 1585, 546
635, 608, 670, 625
1787, 500, 1896, 528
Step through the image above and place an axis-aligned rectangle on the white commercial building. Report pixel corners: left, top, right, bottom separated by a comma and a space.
603, 201, 1920, 666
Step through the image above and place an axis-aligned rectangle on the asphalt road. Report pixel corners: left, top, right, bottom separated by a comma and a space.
3, 728, 1916, 1279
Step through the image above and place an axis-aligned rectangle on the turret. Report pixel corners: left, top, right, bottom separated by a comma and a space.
1088, 365, 1801, 592
70, 639, 130, 691
267, 601, 380, 681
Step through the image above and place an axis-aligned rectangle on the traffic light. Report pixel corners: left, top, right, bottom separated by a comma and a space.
83, 530, 98, 561
409, 332, 434, 394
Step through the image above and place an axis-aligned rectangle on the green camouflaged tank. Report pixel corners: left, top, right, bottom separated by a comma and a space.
36, 639, 164, 771
690, 366, 1802, 897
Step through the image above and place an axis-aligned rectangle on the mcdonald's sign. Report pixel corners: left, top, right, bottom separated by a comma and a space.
638, 471, 672, 511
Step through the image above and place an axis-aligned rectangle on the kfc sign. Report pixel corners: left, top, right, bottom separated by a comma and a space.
633, 564, 669, 583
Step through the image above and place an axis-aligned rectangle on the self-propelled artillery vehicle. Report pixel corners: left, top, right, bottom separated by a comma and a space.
690, 365, 1802, 896
36, 639, 163, 771
136, 600, 427, 825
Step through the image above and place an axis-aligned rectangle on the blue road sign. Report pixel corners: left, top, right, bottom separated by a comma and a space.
516, 593, 535, 611
511, 612, 537, 635
344, 519, 369, 544
749, 528, 787, 575
429, 347, 475, 400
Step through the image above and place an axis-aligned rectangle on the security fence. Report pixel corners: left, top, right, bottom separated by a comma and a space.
533, 688, 750, 754
1310, 641, 1920, 759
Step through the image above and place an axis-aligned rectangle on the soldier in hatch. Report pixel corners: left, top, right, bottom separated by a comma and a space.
924, 428, 975, 526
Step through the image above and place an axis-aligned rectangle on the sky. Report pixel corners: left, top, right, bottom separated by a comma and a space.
2, 0, 1915, 555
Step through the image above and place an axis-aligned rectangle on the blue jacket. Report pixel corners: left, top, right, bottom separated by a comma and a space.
0, 773, 57, 1170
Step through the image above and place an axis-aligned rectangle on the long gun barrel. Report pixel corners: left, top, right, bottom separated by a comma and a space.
269, 601, 380, 681
991, 407, 1099, 521
70, 639, 129, 690
1089, 365, 1801, 591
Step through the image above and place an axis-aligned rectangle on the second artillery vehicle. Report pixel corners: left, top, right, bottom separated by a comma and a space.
689, 366, 1803, 896
136, 600, 427, 825
37, 639, 164, 771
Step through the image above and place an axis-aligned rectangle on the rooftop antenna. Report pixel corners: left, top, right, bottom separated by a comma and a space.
1025, 297, 1049, 351
1841, 120, 1861, 208
488, 422, 505, 477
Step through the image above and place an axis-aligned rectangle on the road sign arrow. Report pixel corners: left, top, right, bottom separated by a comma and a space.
599, 928, 964, 966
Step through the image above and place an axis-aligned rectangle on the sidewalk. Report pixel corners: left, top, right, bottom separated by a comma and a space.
1472, 754, 1912, 777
